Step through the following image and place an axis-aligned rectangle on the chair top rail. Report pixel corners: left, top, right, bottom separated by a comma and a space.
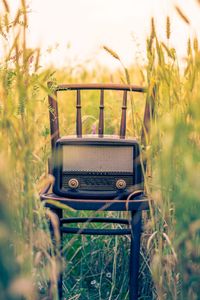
54, 83, 147, 93
47, 81, 154, 149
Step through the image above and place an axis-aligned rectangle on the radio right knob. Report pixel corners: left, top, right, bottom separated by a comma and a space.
68, 178, 79, 189
116, 179, 126, 190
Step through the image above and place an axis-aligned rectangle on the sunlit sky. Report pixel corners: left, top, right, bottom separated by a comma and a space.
9, 0, 200, 69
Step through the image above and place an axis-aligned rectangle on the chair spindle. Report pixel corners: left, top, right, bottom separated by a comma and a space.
120, 90, 127, 139
98, 90, 104, 137
76, 90, 82, 137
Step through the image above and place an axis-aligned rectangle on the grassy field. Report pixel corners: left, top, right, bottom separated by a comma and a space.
0, 1, 200, 300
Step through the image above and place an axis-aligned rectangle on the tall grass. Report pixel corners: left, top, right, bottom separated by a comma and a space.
145, 15, 200, 300
0, 1, 61, 299
103, 11, 200, 300
0, 1, 200, 300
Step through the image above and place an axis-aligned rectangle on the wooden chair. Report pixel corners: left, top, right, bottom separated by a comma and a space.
40, 83, 155, 300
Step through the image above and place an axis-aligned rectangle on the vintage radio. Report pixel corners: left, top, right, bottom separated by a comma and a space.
49, 84, 146, 199
52, 135, 143, 199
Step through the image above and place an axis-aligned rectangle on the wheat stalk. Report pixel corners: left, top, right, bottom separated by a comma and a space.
187, 38, 191, 56
166, 16, 171, 40
193, 37, 199, 52
102, 45, 120, 61
175, 5, 190, 25
150, 17, 156, 42
2, 0, 10, 13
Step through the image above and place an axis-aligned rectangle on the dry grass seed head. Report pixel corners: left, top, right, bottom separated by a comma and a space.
166, 16, 171, 40
187, 38, 192, 56
103, 45, 120, 61
193, 37, 199, 52
2, 0, 10, 13
175, 5, 190, 25
150, 17, 156, 43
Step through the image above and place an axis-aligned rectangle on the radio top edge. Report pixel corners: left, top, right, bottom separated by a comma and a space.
55, 134, 140, 144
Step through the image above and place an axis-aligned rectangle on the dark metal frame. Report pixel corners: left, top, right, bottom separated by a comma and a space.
41, 83, 155, 300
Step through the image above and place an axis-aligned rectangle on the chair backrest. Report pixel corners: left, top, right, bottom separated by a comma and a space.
47, 83, 155, 151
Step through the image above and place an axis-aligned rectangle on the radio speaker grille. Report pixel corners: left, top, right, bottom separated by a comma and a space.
62, 145, 133, 173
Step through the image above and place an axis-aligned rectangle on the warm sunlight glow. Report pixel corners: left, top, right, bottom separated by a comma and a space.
25, 0, 200, 68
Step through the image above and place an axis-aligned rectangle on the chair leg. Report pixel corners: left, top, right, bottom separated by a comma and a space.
49, 208, 63, 300
58, 228, 63, 300
129, 210, 142, 300
51, 211, 142, 300
55, 209, 63, 300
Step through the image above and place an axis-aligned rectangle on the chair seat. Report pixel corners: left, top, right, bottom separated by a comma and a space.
40, 189, 151, 211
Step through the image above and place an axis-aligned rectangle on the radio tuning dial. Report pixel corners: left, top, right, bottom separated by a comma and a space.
116, 179, 126, 190
68, 178, 79, 189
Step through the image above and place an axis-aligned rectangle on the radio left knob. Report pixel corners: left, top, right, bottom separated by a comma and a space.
68, 178, 79, 189
116, 179, 126, 190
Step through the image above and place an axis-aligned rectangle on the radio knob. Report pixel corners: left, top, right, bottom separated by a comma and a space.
116, 179, 126, 190
68, 178, 79, 189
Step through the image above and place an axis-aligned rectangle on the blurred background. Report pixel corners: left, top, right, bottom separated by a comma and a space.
5, 0, 200, 69
0, 0, 200, 299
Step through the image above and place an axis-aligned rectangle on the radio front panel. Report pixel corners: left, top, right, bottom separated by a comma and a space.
62, 145, 133, 173
62, 173, 134, 191
52, 137, 143, 199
